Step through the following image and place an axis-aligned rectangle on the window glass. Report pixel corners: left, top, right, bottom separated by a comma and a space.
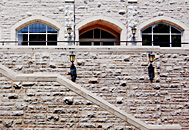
80, 42, 92, 46
142, 35, 152, 46
94, 29, 100, 38
94, 41, 101, 46
142, 27, 152, 33
80, 30, 93, 39
142, 23, 181, 47
17, 22, 58, 46
103, 42, 115, 46
101, 30, 115, 39
172, 35, 181, 47
20, 34, 28, 46
29, 34, 46, 46
18, 26, 28, 33
171, 27, 181, 33
29, 23, 46, 33
153, 35, 170, 47
153, 24, 169, 33
47, 26, 57, 33
47, 34, 57, 46
79, 29, 117, 46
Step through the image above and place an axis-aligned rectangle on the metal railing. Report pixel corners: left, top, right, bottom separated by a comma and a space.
0, 41, 188, 47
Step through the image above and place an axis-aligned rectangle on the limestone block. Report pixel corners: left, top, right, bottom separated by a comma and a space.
15, 65, 23, 71
137, 107, 146, 113
22, 82, 37, 88
32, 114, 45, 119
13, 82, 21, 89
160, 73, 168, 77
49, 62, 56, 68
16, 102, 27, 110
141, 62, 148, 66
116, 97, 123, 104
88, 78, 98, 84
77, 123, 96, 128
170, 84, 179, 88
26, 12, 32, 16
74, 100, 85, 105
92, 118, 108, 123
97, 2, 101, 7
41, 96, 54, 102
103, 124, 113, 130
123, 55, 130, 61
47, 114, 59, 121
174, 109, 182, 115
12, 111, 24, 116
2, 85, 11, 89
101, 87, 109, 91
153, 84, 160, 90
24, 97, 39, 102
27, 89, 36, 96
42, 53, 50, 58
63, 97, 73, 105
3, 120, 13, 128
120, 81, 127, 86
8, 94, 18, 99
114, 69, 122, 76
77, 59, 85, 66
119, 10, 126, 15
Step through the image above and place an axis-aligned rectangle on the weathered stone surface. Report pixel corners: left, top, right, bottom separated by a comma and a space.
123, 55, 130, 61
16, 102, 27, 110
3, 120, 13, 128
13, 82, 22, 89
8, 94, 18, 99
12, 111, 24, 116
22, 82, 36, 88
63, 97, 73, 105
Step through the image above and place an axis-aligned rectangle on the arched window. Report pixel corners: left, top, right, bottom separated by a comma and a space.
17, 23, 58, 46
142, 23, 182, 47
79, 28, 117, 46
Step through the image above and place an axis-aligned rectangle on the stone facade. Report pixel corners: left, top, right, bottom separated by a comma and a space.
0, 74, 137, 129
0, 47, 187, 129
0, 0, 189, 129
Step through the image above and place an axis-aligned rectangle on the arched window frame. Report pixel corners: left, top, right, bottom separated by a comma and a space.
79, 28, 118, 46
75, 16, 126, 46
11, 16, 64, 45
137, 16, 189, 47
142, 23, 182, 47
17, 22, 58, 46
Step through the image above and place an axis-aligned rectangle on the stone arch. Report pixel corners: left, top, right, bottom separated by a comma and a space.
11, 15, 64, 41
137, 16, 189, 42
75, 16, 126, 45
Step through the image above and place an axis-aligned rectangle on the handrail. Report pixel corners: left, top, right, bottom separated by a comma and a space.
0, 40, 187, 47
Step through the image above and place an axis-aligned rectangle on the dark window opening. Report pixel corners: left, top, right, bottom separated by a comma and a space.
79, 28, 117, 46
142, 23, 182, 47
17, 22, 58, 46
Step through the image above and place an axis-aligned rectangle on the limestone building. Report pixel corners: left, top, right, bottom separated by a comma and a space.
0, 0, 188, 129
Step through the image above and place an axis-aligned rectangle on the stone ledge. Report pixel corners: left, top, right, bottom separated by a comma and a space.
0, 64, 182, 130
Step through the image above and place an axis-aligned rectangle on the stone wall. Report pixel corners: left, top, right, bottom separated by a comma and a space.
0, 47, 188, 129
128, 0, 189, 40
0, 73, 137, 129
0, 0, 189, 41
75, 0, 127, 25
0, 0, 65, 41
136, 0, 189, 25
